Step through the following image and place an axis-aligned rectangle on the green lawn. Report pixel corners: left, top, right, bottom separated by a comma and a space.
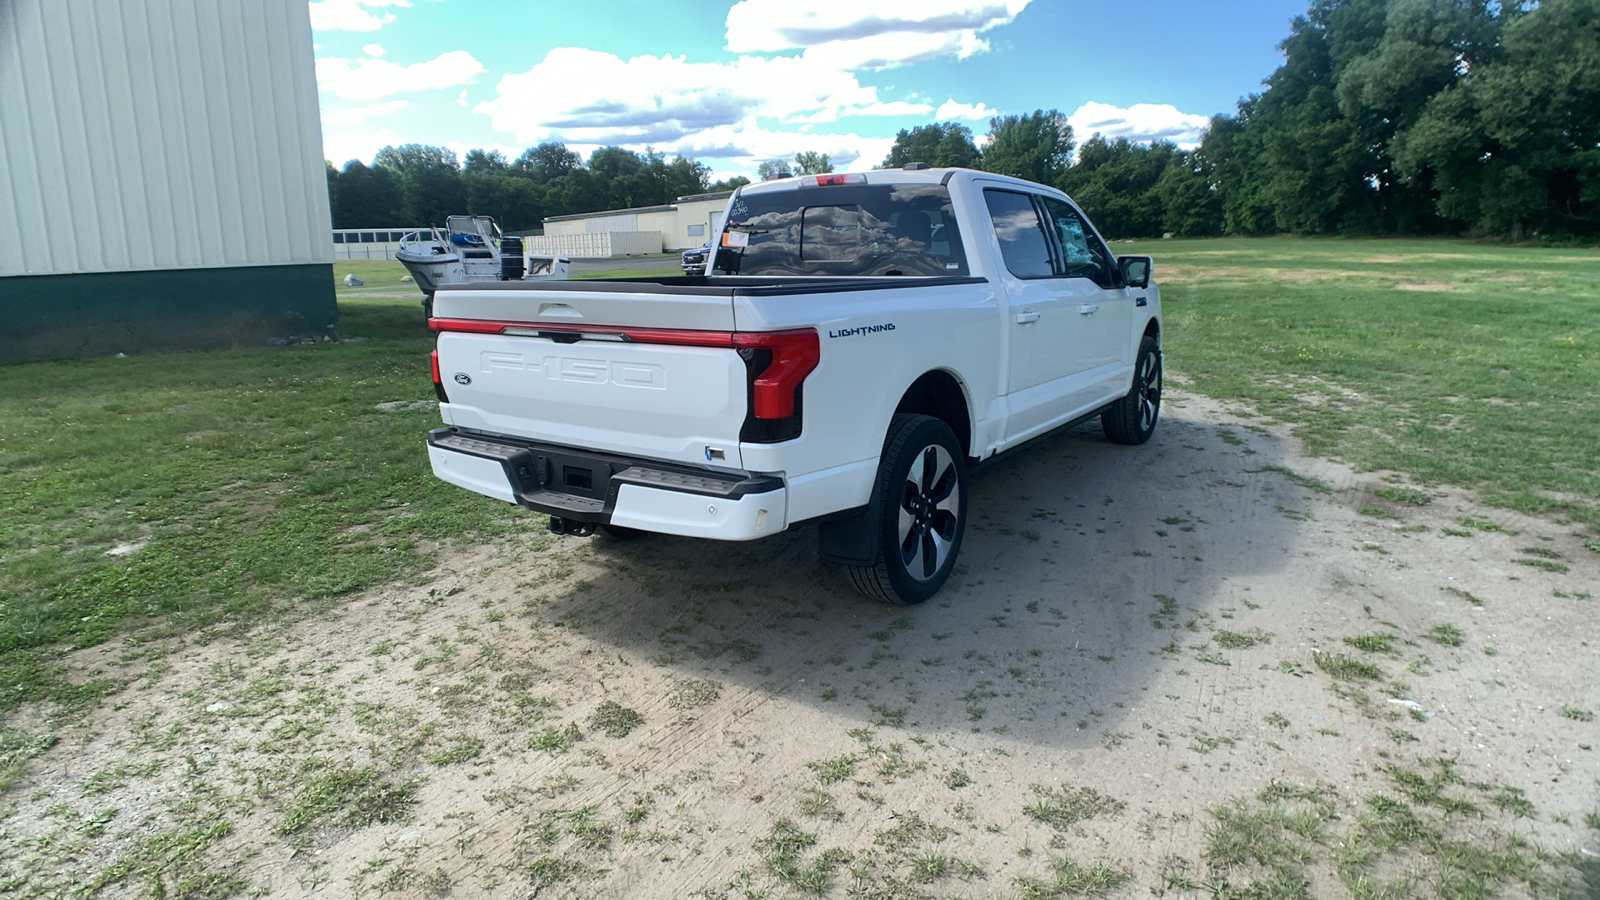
1126, 236, 1599, 529
1, 240, 1595, 720
0, 294, 531, 717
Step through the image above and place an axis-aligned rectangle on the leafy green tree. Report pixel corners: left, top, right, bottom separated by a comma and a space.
543, 168, 605, 219
709, 175, 752, 192
462, 149, 510, 176
662, 154, 712, 198
793, 151, 833, 175
514, 142, 581, 183
331, 160, 406, 227
979, 110, 1073, 184
1057, 136, 1178, 237
1154, 150, 1224, 237
881, 122, 980, 169
373, 143, 458, 174
1392, 0, 1599, 237
757, 159, 793, 180
373, 144, 465, 224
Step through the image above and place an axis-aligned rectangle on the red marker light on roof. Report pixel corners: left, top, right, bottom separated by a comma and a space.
803, 173, 866, 187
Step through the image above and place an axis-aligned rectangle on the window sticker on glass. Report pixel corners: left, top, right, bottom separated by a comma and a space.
723, 230, 749, 248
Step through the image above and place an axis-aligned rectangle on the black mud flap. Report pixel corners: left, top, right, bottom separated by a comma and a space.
817, 501, 880, 567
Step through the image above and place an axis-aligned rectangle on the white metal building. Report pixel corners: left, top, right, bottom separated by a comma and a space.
532, 191, 733, 256
0, 0, 337, 362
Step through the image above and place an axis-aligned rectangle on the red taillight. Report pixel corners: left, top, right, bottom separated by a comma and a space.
734, 330, 819, 419
429, 317, 502, 333
430, 349, 449, 403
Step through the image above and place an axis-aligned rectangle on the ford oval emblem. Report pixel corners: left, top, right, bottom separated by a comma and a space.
453, 373, 472, 385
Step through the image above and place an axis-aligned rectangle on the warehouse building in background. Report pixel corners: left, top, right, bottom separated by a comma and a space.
0, 0, 337, 363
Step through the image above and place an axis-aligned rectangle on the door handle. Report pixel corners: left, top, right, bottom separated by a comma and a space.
1014, 311, 1040, 325
1078, 304, 1099, 315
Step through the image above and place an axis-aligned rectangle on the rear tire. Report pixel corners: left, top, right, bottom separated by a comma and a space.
596, 524, 643, 541
1101, 335, 1162, 445
845, 415, 968, 605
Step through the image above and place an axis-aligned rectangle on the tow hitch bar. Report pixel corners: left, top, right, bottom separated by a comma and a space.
547, 516, 596, 537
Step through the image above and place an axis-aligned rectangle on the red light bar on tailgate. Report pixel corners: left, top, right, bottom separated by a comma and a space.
429, 319, 819, 420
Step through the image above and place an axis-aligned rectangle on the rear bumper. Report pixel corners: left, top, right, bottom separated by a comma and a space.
426, 428, 787, 540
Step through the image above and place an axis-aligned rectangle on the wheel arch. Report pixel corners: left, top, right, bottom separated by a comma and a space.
892, 369, 975, 462
819, 372, 973, 572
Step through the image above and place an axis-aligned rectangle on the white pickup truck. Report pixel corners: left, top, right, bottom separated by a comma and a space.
425, 166, 1162, 604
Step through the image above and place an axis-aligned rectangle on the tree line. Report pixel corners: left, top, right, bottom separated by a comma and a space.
327, 0, 1597, 240
325, 143, 746, 233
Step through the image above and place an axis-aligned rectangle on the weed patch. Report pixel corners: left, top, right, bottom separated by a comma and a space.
1373, 486, 1430, 506
1313, 651, 1383, 681
1342, 632, 1395, 653
756, 818, 849, 894
1024, 784, 1125, 830
588, 701, 645, 738
1425, 624, 1465, 647
1442, 586, 1484, 607
1559, 705, 1594, 722
667, 677, 722, 710
279, 759, 419, 834
1015, 854, 1131, 897
0, 728, 58, 792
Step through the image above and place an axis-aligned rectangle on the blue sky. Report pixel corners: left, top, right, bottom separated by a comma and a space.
312, 0, 1309, 181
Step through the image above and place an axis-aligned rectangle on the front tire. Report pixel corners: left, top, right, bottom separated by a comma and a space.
846, 415, 968, 605
1101, 335, 1162, 445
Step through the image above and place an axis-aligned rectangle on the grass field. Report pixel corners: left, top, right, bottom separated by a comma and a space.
1126, 236, 1599, 529
1, 240, 1595, 721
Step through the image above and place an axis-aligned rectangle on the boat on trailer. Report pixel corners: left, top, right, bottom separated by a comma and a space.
396, 215, 569, 315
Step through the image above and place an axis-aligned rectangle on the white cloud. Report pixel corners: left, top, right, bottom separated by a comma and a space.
477, 48, 895, 146
1067, 101, 1209, 148
472, 45, 1005, 179
455, 90, 469, 108
321, 100, 408, 126
935, 98, 997, 120
789, 98, 934, 124
363, 44, 385, 57
316, 50, 486, 101
663, 122, 893, 175
309, 0, 410, 32
323, 128, 403, 167
726, 0, 1029, 68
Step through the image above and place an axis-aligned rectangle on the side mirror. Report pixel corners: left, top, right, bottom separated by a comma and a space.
1118, 255, 1152, 289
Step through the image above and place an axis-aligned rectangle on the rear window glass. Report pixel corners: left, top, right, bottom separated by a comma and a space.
714, 183, 969, 277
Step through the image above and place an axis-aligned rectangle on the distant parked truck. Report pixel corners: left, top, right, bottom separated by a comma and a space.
396, 215, 570, 317
424, 167, 1162, 604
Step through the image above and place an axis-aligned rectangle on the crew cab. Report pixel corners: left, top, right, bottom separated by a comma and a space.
425, 166, 1162, 604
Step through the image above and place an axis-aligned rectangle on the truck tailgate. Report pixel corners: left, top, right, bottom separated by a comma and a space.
431, 285, 749, 468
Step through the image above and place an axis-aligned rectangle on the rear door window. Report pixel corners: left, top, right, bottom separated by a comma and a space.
983, 189, 1053, 279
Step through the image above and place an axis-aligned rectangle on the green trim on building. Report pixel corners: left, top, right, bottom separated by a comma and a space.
0, 263, 338, 363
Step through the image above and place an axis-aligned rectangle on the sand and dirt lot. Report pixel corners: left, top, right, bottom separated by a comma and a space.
4, 389, 1597, 898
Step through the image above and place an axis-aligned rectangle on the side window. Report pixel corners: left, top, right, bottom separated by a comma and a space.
983, 190, 1052, 279
1042, 198, 1118, 288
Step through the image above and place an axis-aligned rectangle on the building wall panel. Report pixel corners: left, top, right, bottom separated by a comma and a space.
0, 0, 333, 279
